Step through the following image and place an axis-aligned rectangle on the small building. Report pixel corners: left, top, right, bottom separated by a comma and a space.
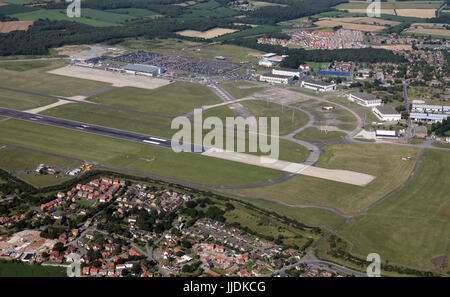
372, 105, 401, 122
272, 67, 300, 78
348, 93, 382, 107
259, 72, 293, 84
301, 79, 336, 92
299, 64, 310, 72
375, 130, 398, 139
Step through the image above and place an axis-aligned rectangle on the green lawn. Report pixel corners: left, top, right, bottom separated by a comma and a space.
0, 119, 284, 187
294, 127, 347, 142
335, 149, 450, 272
0, 88, 57, 111
0, 60, 110, 97
230, 144, 421, 215
220, 82, 265, 99
88, 82, 221, 117
0, 262, 66, 277
241, 101, 309, 135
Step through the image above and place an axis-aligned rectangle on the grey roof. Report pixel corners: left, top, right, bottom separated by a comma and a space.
352, 92, 380, 101
274, 67, 299, 72
374, 105, 400, 115
302, 78, 335, 87
260, 72, 293, 79
124, 64, 160, 73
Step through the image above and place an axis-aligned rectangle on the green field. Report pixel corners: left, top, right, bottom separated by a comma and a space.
106, 8, 158, 17
0, 88, 57, 111
214, 25, 282, 42
0, 262, 66, 277
335, 1, 442, 9
0, 3, 36, 15
10, 9, 117, 27
0, 119, 284, 187
230, 144, 421, 215
332, 149, 450, 272
88, 82, 221, 116
183, 44, 263, 64
118, 38, 202, 54
17, 173, 75, 187
294, 127, 347, 142
241, 100, 309, 135
80, 8, 136, 23
0, 146, 77, 172
0, 60, 110, 97
40, 103, 175, 138
220, 82, 265, 99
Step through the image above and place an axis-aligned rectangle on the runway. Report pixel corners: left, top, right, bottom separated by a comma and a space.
0, 107, 202, 153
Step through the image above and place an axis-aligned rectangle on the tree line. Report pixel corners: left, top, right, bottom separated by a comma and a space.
225, 37, 407, 66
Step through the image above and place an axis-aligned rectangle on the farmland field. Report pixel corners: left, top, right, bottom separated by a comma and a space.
10, 9, 117, 27
176, 28, 238, 39
106, 8, 158, 17
0, 20, 33, 33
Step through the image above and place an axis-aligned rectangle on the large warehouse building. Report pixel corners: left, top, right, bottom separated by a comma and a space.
372, 105, 401, 122
300, 79, 336, 92
123, 64, 165, 77
259, 72, 293, 84
348, 93, 382, 107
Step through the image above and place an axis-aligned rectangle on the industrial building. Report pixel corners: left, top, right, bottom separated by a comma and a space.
300, 79, 336, 92
258, 59, 277, 67
272, 67, 300, 78
259, 72, 293, 84
410, 113, 449, 123
375, 130, 398, 139
318, 70, 350, 78
348, 93, 382, 107
411, 104, 450, 113
372, 105, 401, 122
123, 64, 165, 77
